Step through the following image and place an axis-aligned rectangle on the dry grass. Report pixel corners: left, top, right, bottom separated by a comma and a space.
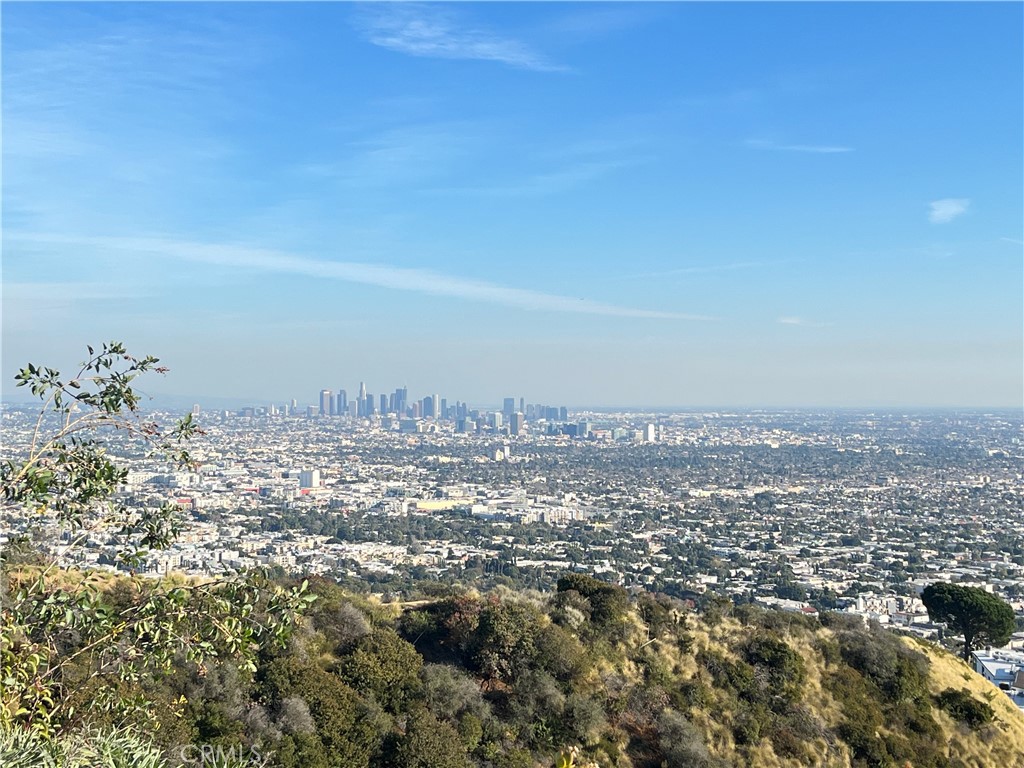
907, 638, 1024, 768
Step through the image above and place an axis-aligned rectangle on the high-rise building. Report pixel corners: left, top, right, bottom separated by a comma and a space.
357, 381, 367, 417
510, 413, 525, 435
299, 469, 320, 488
644, 423, 657, 442
338, 390, 347, 415
365, 394, 375, 415
503, 398, 516, 418
432, 394, 440, 420
380, 394, 388, 414
440, 398, 448, 420
319, 389, 332, 417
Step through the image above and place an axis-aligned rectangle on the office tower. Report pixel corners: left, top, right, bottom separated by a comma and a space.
511, 412, 525, 435
431, 394, 440, 419
519, 397, 524, 414
365, 394, 375, 415
191, 403, 201, 416
380, 394, 387, 414
503, 397, 515, 418
412, 401, 422, 418
491, 412, 503, 429
319, 389, 332, 417
644, 423, 657, 442
299, 469, 320, 488
357, 381, 367, 417
559, 406, 569, 421
338, 389, 348, 415
306, 405, 316, 418
348, 401, 358, 417
440, 398, 447, 420
422, 396, 434, 418
291, 398, 298, 410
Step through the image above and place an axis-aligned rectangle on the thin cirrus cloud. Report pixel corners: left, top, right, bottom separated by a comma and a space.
777, 316, 832, 328
928, 198, 970, 224
746, 139, 854, 154
9, 232, 709, 321
354, 4, 566, 72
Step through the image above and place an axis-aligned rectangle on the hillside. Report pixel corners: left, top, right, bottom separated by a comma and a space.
3, 572, 1024, 768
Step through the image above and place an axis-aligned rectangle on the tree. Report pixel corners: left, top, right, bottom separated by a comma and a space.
0, 343, 313, 735
922, 582, 1015, 661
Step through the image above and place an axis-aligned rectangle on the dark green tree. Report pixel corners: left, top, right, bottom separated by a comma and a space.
922, 582, 1015, 661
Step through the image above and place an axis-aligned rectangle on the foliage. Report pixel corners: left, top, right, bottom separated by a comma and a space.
336, 629, 423, 712
259, 654, 384, 767
835, 624, 929, 703
556, 573, 628, 631
387, 706, 468, 768
0, 344, 313, 737
657, 709, 713, 768
935, 687, 995, 729
922, 582, 1016, 661
0, 724, 167, 768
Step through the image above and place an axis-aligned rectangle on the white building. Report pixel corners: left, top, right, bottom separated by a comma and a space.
972, 648, 1024, 711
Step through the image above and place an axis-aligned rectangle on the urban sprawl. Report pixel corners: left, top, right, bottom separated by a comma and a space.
3, 396, 1023, 705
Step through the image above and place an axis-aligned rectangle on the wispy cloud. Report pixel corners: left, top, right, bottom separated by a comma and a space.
999, 237, 1022, 246
355, 4, 565, 72
746, 139, 854, 154
929, 198, 970, 224
2, 281, 146, 302
9, 233, 710, 321
777, 316, 832, 328
294, 122, 483, 189
625, 260, 797, 280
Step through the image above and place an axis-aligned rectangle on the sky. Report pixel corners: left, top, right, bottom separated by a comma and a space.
2, 1, 1022, 409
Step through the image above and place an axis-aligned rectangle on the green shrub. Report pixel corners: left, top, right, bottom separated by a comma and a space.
935, 688, 995, 729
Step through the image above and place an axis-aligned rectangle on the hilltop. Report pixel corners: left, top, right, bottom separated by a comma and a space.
3, 571, 1024, 768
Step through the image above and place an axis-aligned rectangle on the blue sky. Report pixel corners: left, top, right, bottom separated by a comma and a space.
3, 2, 1022, 408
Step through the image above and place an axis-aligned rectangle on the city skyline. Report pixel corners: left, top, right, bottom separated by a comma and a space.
2, 3, 1022, 407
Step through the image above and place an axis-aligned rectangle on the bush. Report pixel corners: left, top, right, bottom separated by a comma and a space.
336, 629, 423, 712
657, 709, 712, 767
741, 633, 805, 707
835, 627, 929, 703
388, 707, 468, 768
0, 725, 168, 768
556, 574, 628, 630
935, 688, 995, 729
